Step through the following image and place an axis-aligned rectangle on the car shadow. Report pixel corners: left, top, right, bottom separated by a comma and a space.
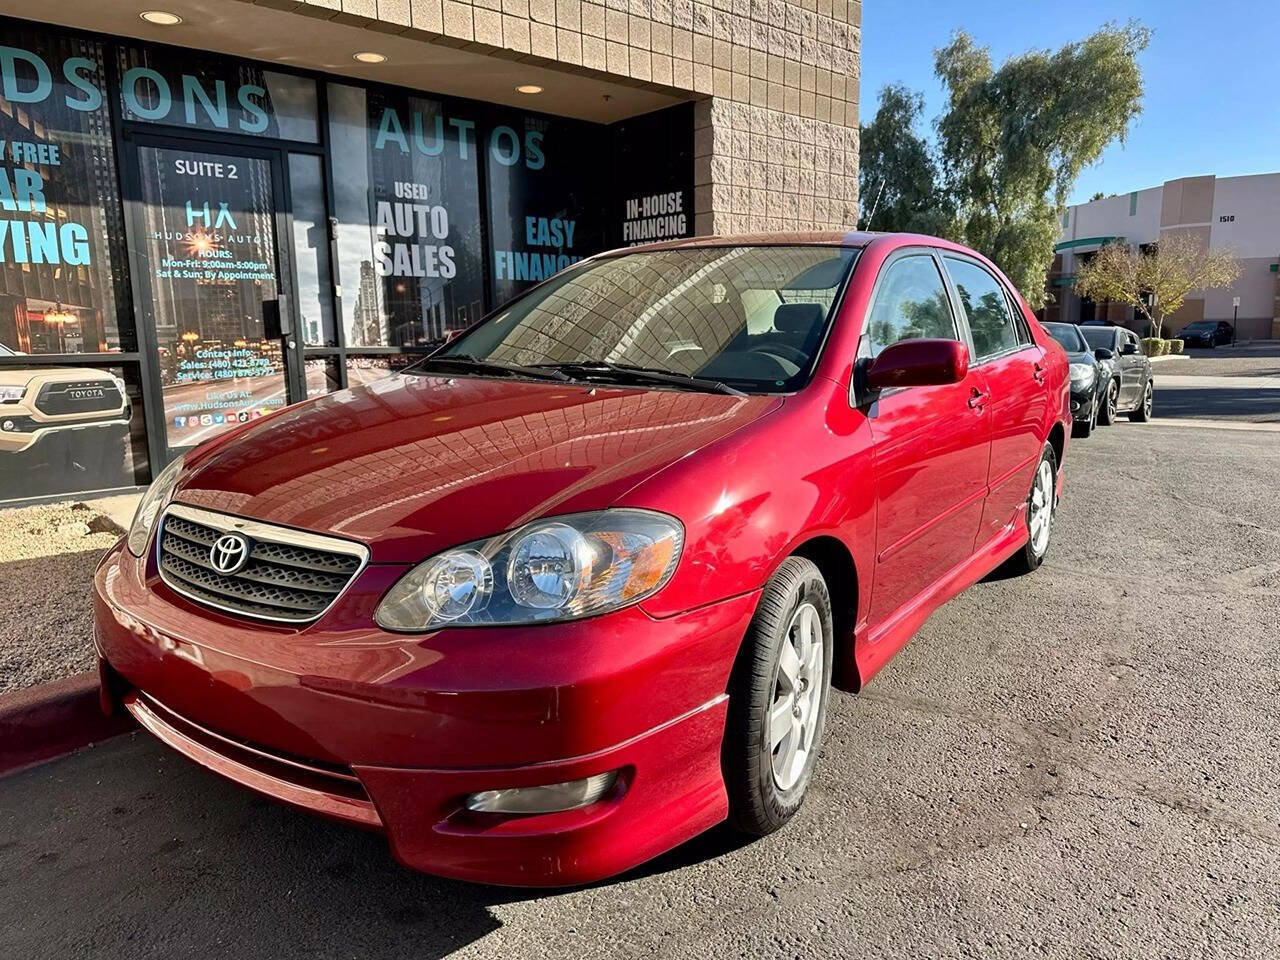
0, 731, 749, 958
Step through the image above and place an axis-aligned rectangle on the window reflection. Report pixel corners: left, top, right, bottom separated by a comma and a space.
865, 256, 957, 355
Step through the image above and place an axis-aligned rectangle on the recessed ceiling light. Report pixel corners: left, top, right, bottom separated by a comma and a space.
516, 84, 544, 94
353, 52, 387, 64
139, 10, 183, 25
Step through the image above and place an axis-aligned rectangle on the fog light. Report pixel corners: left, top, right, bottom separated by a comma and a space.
1, 420, 15, 432
464, 771, 618, 814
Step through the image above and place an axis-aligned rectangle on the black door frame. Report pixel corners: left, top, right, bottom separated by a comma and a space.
120, 129, 309, 469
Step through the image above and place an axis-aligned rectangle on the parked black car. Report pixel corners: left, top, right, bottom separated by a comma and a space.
1177, 319, 1233, 348
1043, 322, 1107, 437
1079, 325, 1155, 424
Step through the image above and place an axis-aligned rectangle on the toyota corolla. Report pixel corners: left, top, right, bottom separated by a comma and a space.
95, 231, 1070, 886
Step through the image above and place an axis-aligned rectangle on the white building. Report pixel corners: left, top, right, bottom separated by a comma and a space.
1045, 173, 1280, 340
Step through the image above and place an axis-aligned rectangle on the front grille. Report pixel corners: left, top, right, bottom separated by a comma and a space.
156, 504, 367, 623
35, 379, 123, 415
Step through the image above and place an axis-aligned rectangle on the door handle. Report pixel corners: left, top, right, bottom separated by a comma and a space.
1032, 363, 1046, 384
968, 387, 988, 410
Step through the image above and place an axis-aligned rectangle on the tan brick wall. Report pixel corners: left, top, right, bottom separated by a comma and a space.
280, 0, 861, 233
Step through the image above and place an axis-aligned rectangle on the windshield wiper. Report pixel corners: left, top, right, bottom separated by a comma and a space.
406, 355, 571, 382
535, 361, 745, 396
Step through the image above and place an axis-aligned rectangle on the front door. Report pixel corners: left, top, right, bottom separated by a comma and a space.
126, 137, 304, 461
862, 251, 992, 629
1117, 331, 1144, 406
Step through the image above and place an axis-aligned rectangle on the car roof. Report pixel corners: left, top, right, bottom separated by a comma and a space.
597, 230, 990, 258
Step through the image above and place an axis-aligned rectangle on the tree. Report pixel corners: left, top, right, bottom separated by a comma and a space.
858, 84, 949, 235
859, 23, 1150, 310
1073, 234, 1242, 339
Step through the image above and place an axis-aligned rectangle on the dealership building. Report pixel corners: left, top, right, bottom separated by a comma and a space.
0, 0, 861, 504
1044, 172, 1280, 339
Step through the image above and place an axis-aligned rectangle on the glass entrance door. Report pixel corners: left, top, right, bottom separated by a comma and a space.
129, 140, 302, 455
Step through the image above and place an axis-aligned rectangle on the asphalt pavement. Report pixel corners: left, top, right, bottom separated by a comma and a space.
2, 420, 1279, 959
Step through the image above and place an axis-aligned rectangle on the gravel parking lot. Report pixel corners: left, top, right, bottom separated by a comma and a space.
2, 420, 1278, 960
0, 501, 125, 694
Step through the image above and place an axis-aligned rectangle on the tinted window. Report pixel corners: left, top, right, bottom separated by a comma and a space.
1080, 327, 1118, 350
864, 256, 956, 356
1043, 322, 1088, 352
442, 246, 856, 393
945, 258, 1020, 360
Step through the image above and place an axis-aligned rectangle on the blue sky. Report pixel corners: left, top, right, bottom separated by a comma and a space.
858, 0, 1279, 205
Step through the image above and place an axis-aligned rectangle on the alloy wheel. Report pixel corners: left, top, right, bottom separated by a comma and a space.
1106, 380, 1118, 420
1144, 383, 1154, 418
1029, 459, 1054, 557
768, 601, 825, 792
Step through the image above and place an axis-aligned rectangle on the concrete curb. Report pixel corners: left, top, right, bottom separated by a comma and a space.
0, 672, 135, 777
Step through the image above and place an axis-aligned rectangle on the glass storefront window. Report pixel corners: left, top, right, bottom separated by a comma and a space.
304, 356, 341, 397
116, 45, 319, 142
345, 353, 416, 388
0, 26, 131, 354
131, 145, 287, 450
328, 83, 485, 350
485, 110, 606, 306
289, 153, 336, 346
0, 362, 147, 500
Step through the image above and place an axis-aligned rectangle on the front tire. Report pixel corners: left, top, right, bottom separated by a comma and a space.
725, 556, 835, 837
1097, 378, 1119, 425
1004, 443, 1057, 575
1128, 380, 1154, 422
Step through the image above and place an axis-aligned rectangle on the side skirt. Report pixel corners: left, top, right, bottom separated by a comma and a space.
851, 517, 1029, 687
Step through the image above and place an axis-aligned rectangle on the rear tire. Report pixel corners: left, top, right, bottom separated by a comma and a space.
724, 556, 834, 837
1004, 443, 1057, 576
1128, 380, 1154, 422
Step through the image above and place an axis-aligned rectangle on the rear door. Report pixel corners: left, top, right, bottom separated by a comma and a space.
863, 250, 992, 629
941, 255, 1047, 547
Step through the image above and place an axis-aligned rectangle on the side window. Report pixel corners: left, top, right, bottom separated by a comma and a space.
945, 257, 1021, 360
865, 255, 957, 356
1005, 288, 1033, 345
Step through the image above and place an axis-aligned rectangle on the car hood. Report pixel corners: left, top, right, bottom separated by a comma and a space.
173, 374, 782, 563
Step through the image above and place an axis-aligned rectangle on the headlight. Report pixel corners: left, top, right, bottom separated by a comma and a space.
376, 509, 684, 630
1069, 362, 1096, 387
0, 384, 25, 402
126, 454, 186, 556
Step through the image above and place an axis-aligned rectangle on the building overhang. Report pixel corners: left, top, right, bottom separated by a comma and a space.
1053, 236, 1125, 253
3, 0, 686, 123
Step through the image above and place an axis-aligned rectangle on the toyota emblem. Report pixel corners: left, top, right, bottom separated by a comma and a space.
209, 533, 251, 574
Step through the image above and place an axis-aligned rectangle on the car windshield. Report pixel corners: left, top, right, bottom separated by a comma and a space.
1044, 323, 1088, 352
433, 245, 858, 393
1080, 327, 1116, 350
1183, 322, 1214, 331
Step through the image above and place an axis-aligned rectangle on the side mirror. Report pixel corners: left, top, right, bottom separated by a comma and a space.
1121, 342, 1139, 355
1094, 347, 1114, 361
865, 338, 970, 392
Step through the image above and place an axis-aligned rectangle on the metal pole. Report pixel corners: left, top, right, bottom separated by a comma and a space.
1232, 302, 1238, 345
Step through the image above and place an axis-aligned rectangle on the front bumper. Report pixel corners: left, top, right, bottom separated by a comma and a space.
95, 540, 758, 886
1068, 384, 1096, 419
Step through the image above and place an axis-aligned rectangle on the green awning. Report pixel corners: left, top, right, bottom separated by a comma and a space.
1054, 236, 1123, 252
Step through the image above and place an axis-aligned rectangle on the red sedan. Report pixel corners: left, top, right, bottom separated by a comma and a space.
95, 232, 1070, 886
